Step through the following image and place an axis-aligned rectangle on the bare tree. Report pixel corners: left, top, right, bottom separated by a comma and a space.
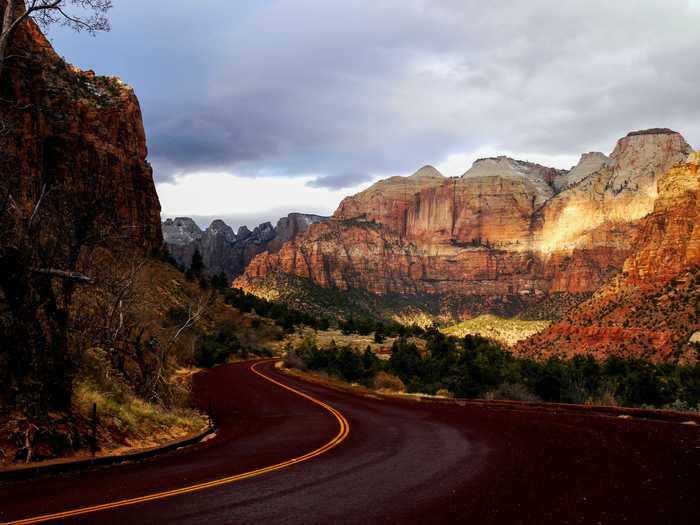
0, 0, 112, 78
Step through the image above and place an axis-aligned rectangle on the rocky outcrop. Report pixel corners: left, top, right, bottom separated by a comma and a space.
236, 130, 697, 334
622, 151, 700, 286
536, 129, 691, 254
554, 152, 608, 191
163, 213, 326, 279
0, 10, 162, 251
516, 152, 700, 362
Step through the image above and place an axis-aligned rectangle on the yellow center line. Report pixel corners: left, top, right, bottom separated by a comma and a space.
4, 360, 350, 525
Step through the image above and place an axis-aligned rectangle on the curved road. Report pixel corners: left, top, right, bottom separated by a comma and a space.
1, 360, 698, 524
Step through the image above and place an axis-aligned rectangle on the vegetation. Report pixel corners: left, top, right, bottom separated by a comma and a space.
442, 314, 550, 346
223, 287, 331, 332
339, 317, 425, 339
287, 327, 700, 410
194, 319, 272, 367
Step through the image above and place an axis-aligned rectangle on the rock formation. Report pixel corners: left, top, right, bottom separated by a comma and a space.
516, 152, 700, 362
163, 213, 326, 279
0, 10, 162, 251
235, 129, 696, 332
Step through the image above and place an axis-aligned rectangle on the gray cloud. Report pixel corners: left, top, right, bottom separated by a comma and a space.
50, 0, 700, 188
306, 172, 375, 190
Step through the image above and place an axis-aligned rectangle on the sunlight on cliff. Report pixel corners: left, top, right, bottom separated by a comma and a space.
539, 204, 595, 254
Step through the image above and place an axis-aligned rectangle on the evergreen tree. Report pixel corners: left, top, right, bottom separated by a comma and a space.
190, 249, 205, 277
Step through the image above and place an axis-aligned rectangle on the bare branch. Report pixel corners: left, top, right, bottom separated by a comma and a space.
30, 267, 95, 284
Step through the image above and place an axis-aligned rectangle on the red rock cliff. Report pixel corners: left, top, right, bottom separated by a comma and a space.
0, 8, 162, 251
236, 130, 692, 319
516, 152, 700, 362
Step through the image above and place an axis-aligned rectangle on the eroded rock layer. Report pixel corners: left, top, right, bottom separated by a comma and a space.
516, 152, 700, 362
236, 130, 694, 328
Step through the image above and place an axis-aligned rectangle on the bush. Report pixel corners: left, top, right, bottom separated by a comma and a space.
374, 372, 405, 392
283, 349, 307, 370
484, 383, 539, 402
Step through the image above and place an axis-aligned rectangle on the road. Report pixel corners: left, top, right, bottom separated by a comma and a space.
1, 360, 699, 524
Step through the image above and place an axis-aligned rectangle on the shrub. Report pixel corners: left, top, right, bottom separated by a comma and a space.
283, 349, 307, 370
374, 372, 405, 392
484, 383, 539, 402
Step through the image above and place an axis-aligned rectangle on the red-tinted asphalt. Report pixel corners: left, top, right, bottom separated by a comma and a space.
1, 360, 699, 524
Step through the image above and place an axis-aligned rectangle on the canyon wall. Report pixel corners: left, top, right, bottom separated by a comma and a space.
0, 9, 162, 414
516, 152, 700, 361
236, 130, 693, 324
0, 10, 162, 251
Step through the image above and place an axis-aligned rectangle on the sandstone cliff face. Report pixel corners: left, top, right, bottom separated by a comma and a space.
516, 152, 700, 362
0, 14, 162, 251
335, 159, 562, 247
554, 152, 608, 191
163, 213, 326, 279
237, 130, 693, 314
622, 151, 700, 286
536, 129, 691, 254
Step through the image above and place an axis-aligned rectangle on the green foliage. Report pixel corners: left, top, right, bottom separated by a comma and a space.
223, 288, 331, 332
190, 249, 205, 276
339, 316, 425, 339
289, 336, 379, 385
210, 272, 229, 289
291, 327, 700, 409
195, 320, 270, 367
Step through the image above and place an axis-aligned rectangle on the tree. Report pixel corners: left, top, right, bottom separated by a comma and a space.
190, 249, 204, 277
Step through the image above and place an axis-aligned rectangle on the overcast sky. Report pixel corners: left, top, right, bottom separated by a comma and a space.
49, 0, 700, 229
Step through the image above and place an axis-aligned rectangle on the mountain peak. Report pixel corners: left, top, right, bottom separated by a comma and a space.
206, 219, 237, 242
554, 152, 608, 191
626, 128, 680, 137
162, 217, 203, 245
410, 165, 444, 179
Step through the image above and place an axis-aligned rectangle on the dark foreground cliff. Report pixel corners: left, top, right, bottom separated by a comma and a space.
0, 9, 222, 464
0, 8, 163, 417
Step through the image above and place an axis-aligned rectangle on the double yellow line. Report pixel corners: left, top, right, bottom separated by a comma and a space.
4, 361, 350, 525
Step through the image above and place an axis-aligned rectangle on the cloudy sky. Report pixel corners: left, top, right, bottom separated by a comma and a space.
50, 0, 700, 229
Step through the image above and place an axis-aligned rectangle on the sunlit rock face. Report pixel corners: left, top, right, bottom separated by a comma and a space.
334, 165, 447, 236
622, 151, 700, 286
554, 152, 608, 191
516, 152, 700, 362
236, 130, 697, 328
536, 129, 692, 254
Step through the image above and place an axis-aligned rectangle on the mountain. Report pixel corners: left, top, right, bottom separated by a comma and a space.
163, 213, 327, 279
517, 151, 700, 362
235, 129, 693, 328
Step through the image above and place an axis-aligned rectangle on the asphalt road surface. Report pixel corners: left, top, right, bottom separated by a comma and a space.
1, 360, 699, 524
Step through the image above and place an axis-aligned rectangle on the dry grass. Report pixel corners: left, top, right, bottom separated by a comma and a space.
75, 382, 208, 450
